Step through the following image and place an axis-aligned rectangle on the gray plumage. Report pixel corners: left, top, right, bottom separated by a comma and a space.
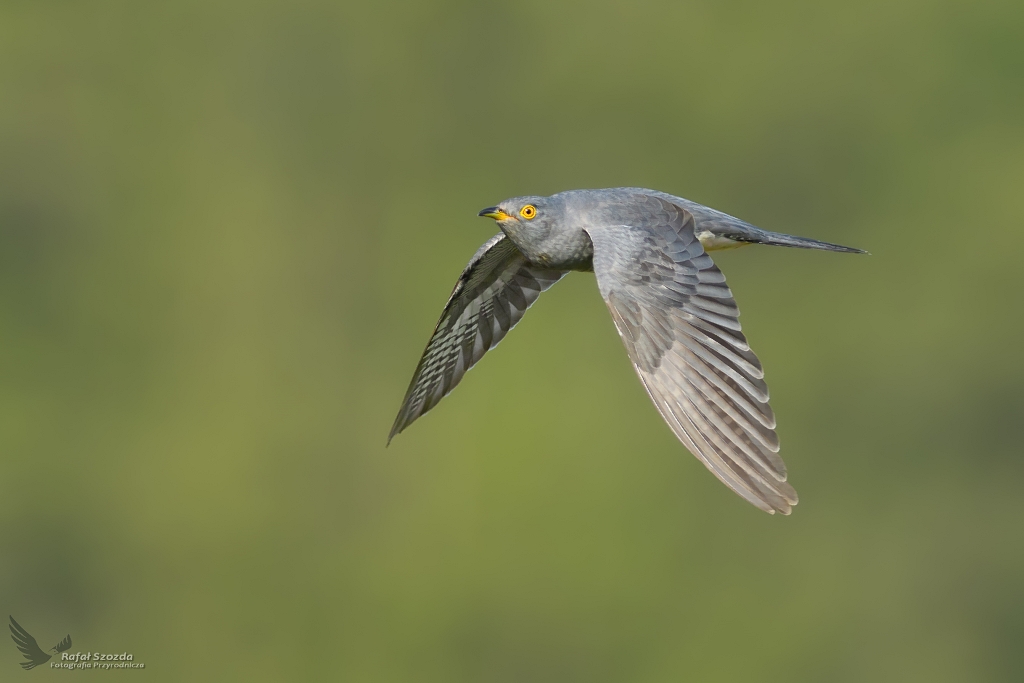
390, 188, 865, 514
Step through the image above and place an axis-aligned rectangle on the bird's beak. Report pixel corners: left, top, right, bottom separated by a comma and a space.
478, 206, 513, 221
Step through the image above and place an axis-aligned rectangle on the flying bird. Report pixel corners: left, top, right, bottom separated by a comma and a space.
389, 188, 865, 514
9, 616, 72, 670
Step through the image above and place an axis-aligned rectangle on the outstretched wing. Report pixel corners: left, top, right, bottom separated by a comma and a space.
389, 233, 567, 442
585, 196, 797, 514
9, 616, 52, 670
53, 634, 72, 653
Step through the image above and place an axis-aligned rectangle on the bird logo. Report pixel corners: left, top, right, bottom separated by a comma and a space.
9, 616, 72, 670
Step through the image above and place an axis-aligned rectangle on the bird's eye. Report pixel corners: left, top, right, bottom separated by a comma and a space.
520, 205, 536, 219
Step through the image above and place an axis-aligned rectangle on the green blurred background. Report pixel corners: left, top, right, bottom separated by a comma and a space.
2, 1, 1022, 680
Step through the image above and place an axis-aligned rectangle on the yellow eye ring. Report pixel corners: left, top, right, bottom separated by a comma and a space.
520, 205, 536, 219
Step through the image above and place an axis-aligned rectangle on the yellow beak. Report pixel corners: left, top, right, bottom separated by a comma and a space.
478, 206, 513, 221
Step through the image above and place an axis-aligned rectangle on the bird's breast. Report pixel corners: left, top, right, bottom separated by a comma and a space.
503, 224, 594, 271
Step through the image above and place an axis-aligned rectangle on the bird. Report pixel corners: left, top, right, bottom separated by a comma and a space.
9, 616, 72, 670
389, 188, 865, 514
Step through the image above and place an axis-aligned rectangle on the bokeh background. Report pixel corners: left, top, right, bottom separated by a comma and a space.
2, 1, 1022, 680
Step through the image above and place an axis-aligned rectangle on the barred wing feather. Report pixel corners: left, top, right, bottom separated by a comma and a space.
389, 233, 566, 442
585, 196, 797, 514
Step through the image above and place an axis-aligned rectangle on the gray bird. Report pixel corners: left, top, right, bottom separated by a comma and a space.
389, 188, 865, 514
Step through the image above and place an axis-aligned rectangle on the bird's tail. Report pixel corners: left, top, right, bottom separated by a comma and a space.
727, 228, 868, 254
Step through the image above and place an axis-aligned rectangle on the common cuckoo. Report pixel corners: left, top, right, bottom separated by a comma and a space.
389, 188, 864, 514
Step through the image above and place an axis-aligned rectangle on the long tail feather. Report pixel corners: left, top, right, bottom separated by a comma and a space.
728, 228, 868, 254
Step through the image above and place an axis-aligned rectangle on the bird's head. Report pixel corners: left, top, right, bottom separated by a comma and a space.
478, 195, 566, 237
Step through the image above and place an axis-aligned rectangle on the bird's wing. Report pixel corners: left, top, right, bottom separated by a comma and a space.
389, 233, 567, 442
53, 634, 72, 653
9, 616, 52, 670
585, 196, 797, 514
